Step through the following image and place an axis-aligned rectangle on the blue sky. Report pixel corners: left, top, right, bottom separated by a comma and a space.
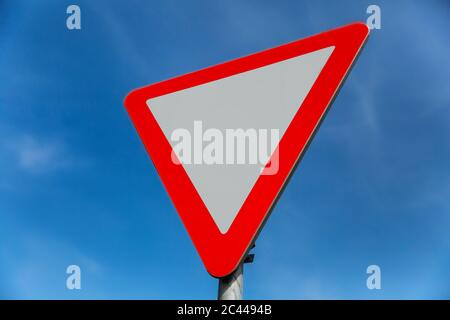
0, 0, 449, 299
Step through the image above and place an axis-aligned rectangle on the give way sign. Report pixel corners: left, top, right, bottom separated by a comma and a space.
124, 22, 369, 278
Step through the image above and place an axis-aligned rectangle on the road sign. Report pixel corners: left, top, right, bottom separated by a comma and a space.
125, 22, 369, 278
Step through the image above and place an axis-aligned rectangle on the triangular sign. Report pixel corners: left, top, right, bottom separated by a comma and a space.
125, 22, 369, 278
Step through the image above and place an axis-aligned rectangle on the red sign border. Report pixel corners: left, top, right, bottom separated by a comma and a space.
125, 22, 369, 278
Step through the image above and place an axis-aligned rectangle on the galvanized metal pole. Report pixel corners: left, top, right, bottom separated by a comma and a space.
218, 263, 243, 300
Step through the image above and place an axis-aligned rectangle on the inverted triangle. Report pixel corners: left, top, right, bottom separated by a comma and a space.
125, 22, 369, 277
147, 46, 334, 234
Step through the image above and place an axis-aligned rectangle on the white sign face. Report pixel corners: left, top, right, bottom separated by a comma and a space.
148, 46, 334, 233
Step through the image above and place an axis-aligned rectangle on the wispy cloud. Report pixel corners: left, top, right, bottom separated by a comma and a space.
2, 134, 89, 174
15, 136, 67, 173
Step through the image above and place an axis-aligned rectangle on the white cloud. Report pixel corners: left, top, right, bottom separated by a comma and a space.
2, 133, 88, 174
16, 136, 64, 172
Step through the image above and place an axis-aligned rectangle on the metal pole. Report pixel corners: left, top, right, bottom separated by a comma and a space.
218, 263, 243, 300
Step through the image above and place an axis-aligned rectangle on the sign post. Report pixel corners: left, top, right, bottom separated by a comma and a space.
218, 263, 243, 300
124, 22, 369, 296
